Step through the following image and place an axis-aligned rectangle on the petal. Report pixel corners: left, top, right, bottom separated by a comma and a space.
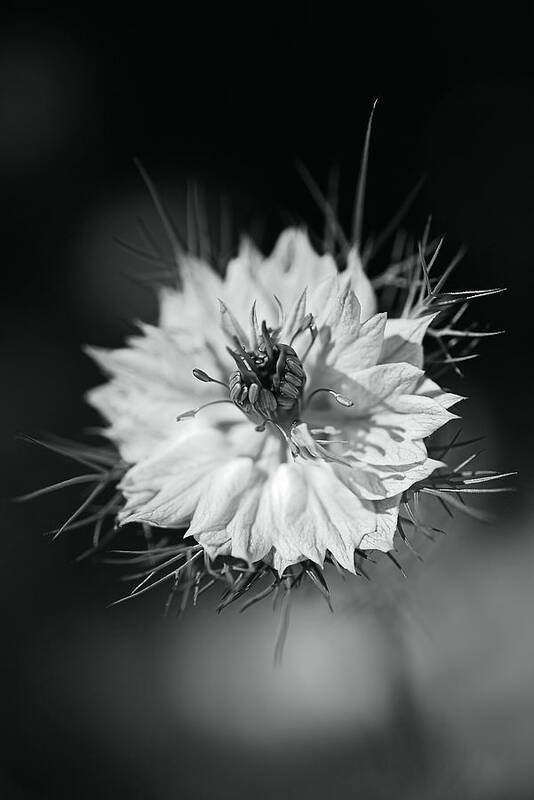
223, 239, 278, 329
118, 428, 230, 527
227, 480, 270, 564
380, 314, 438, 368
278, 288, 309, 343
318, 285, 362, 362
305, 463, 377, 571
159, 255, 223, 335
332, 312, 387, 376
307, 278, 385, 381
415, 376, 465, 409
86, 380, 181, 463
266, 228, 338, 305
335, 363, 424, 414
261, 462, 378, 575
334, 457, 443, 500
309, 273, 347, 327
344, 423, 429, 467
359, 497, 400, 552
269, 465, 325, 570
187, 457, 258, 538
371, 394, 459, 440
85, 315, 241, 463
344, 246, 377, 321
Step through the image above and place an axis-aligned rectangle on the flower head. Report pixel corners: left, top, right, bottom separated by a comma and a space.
87, 228, 460, 576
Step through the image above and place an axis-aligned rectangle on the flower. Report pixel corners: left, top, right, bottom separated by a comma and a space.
86, 228, 461, 576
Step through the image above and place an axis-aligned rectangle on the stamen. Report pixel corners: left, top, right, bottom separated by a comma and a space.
249, 301, 260, 350
285, 357, 305, 378
218, 298, 249, 347
266, 419, 298, 456
261, 320, 275, 359
298, 322, 318, 362
226, 346, 259, 381
333, 393, 354, 407
289, 421, 353, 466
176, 399, 235, 422
259, 387, 277, 414
289, 313, 315, 346
304, 388, 354, 408
192, 368, 229, 390
223, 311, 308, 427
273, 295, 285, 329
284, 372, 301, 388
248, 383, 259, 404
314, 439, 350, 444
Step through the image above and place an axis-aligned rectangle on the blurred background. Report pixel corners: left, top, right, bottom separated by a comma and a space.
2, 4, 534, 798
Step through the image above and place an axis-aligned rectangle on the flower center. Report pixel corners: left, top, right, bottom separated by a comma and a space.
188, 311, 354, 462
227, 321, 306, 429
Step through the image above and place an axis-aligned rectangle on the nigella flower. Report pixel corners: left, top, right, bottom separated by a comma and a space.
20, 142, 512, 634
86, 228, 460, 576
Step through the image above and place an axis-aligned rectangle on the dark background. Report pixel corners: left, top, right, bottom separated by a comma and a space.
2, 4, 534, 799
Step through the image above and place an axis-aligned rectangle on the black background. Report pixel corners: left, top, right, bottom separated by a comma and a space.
2, 4, 534, 799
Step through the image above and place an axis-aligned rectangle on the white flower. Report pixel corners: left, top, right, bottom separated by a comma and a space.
87, 228, 461, 576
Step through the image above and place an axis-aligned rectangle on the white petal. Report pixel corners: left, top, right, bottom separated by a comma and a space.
344, 424, 429, 467
332, 312, 387, 376
416, 376, 465, 409
309, 273, 347, 327
335, 363, 424, 414
227, 481, 269, 564
335, 457, 443, 500
256, 463, 378, 575
159, 255, 222, 335
266, 228, 338, 304
318, 285, 362, 361
345, 246, 377, 321
86, 380, 181, 463
223, 241, 278, 330
85, 321, 232, 461
359, 497, 400, 552
380, 315, 438, 368
278, 288, 308, 343
371, 394, 459, 440
306, 278, 386, 382
118, 429, 229, 527
269, 465, 325, 568
187, 458, 258, 538
305, 464, 377, 571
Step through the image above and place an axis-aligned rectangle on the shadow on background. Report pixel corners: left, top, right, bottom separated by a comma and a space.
2, 5, 534, 799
